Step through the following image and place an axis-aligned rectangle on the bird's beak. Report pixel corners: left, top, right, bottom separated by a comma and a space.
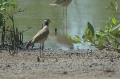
48, 4, 50, 7
49, 21, 52, 23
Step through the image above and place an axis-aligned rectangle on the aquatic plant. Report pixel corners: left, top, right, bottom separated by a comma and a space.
68, 1, 120, 52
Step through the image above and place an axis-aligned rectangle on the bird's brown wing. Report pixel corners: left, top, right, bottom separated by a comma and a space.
57, 0, 67, 4
31, 29, 49, 43
49, 0, 66, 5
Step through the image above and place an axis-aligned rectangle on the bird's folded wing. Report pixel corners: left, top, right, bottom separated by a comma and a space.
49, 0, 66, 6
31, 30, 49, 43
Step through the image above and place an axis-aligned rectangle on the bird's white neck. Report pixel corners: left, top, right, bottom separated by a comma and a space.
43, 25, 49, 30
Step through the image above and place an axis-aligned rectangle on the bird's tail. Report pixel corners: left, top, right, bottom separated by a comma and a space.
48, 3, 57, 6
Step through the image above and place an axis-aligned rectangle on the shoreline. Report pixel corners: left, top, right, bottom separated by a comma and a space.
0, 49, 120, 79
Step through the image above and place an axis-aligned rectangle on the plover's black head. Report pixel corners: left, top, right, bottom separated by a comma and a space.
44, 19, 51, 26
45, 19, 51, 23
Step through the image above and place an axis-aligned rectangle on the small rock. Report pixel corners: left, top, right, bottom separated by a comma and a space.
89, 65, 92, 68
37, 56, 40, 62
110, 58, 114, 62
55, 58, 58, 62
6, 64, 10, 67
104, 69, 114, 73
63, 71, 68, 74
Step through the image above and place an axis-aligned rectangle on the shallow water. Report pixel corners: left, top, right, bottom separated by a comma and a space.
10, 0, 120, 50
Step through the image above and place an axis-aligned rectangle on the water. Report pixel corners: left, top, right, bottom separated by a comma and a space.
10, 0, 120, 50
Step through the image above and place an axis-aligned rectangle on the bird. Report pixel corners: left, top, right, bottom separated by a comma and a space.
49, 0, 72, 34
49, 0, 72, 7
49, 0, 72, 19
26, 19, 51, 58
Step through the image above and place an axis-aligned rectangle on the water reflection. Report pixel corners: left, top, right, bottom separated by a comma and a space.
50, 35, 73, 50
12, 0, 120, 50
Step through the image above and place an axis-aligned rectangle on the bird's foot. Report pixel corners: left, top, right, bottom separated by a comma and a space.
37, 56, 44, 62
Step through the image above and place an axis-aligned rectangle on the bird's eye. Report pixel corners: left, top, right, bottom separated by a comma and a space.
48, 20, 50, 22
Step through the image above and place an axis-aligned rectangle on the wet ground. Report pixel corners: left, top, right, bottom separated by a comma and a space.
0, 50, 120, 79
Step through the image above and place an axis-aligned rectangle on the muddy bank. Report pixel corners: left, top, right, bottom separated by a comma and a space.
0, 50, 120, 79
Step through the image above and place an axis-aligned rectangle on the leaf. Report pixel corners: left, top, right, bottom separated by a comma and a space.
98, 38, 104, 50
67, 35, 74, 43
111, 17, 116, 25
83, 26, 95, 43
119, 27, 120, 31
111, 24, 120, 31
110, 1, 116, 12
83, 28, 90, 42
95, 30, 107, 37
67, 35, 71, 40
11, 0, 17, 8
115, 2, 118, 11
67, 35, 81, 44
0, 7, 5, 11
100, 29, 105, 33
2, 2, 9, 6
75, 35, 80, 38
73, 37, 81, 43
87, 22, 94, 36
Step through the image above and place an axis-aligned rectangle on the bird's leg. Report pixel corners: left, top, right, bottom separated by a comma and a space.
65, 6, 67, 34
63, 7, 65, 35
66, 6, 67, 18
31, 44, 34, 49
41, 42, 44, 57
63, 7, 64, 20
37, 43, 41, 62
40, 43, 41, 49
40, 43, 42, 57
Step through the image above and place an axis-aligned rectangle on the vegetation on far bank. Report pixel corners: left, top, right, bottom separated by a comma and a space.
0, 0, 31, 53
